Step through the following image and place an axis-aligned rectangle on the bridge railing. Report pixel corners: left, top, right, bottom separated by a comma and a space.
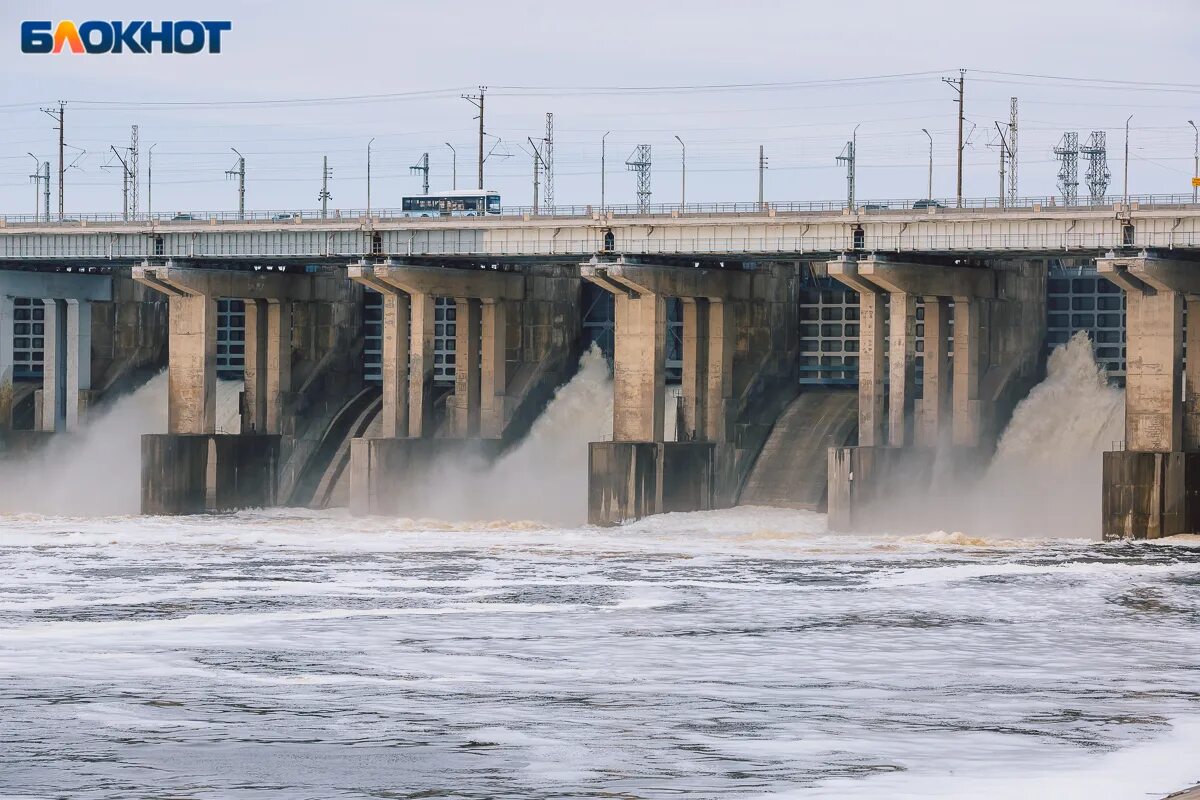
2, 193, 1197, 227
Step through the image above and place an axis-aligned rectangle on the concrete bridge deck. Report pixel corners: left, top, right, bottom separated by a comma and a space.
2, 198, 1200, 263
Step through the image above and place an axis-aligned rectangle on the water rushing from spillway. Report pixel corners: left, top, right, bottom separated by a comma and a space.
0, 376, 242, 515
958, 331, 1125, 537
400, 344, 613, 525
4, 336, 1198, 799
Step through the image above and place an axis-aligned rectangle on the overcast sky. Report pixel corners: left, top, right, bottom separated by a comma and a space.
2, 0, 1199, 215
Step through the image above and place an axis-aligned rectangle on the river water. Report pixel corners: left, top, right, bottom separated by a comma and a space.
2, 510, 1200, 799
3, 338, 1200, 798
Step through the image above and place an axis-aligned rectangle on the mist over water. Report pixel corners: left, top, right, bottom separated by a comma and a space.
0, 375, 242, 515
880, 332, 1124, 539
399, 345, 614, 525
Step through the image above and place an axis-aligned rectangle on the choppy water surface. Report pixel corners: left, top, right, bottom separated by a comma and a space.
2, 508, 1200, 799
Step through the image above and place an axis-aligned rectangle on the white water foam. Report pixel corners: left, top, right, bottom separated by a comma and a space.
393, 344, 613, 525
965, 331, 1124, 537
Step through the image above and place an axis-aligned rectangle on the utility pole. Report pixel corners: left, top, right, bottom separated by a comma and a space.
543, 113, 554, 210
410, 152, 430, 195
27, 154, 43, 221
674, 135, 685, 210
366, 138, 375, 217
1008, 97, 1019, 206
836, 125, 859, 210
993, 122, 1009, 208
226, 148, 246, 219
1124, 114, 1133, 205
41, 161, 50, 221
147, 143, 156, 218
758, 145, 768, 209
462, 86, 486, 190
626, 145, 652, 214
444, 142, 456, 190
1189, 121, 1198, 204
319, 156, 333, 218
601, 131, 611, 210
942, 71, 964, 207
921, 128, 933, 200
107, 145, 132, 220
41, 102, 65, 220
527, 137, 545, 213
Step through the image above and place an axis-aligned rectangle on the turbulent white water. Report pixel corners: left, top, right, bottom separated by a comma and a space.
388, 345, 614, 525
0, 375, 242, 515
962, 331, 1125, 537
1, 507, 1199, 799
2, 334, 1196, 798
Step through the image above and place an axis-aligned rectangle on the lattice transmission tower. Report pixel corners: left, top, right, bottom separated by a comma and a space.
1053, 132, 1079, 205
1007, 98, 1018, 206
543, 113, 554, 209
1080, 131, 1111, 204
626, 145, 651, 213
129, 125, 139, 217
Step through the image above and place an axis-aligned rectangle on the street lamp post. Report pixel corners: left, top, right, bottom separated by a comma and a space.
674, 135, 685, 210
1190, 120, 1198, 204
601, 131, 611, 210
366, 138, 375, 218
921, 128, 933, 201
445, 142, 456, 190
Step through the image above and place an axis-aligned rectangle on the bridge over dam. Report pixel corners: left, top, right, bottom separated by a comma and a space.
0, 199, 1198, 538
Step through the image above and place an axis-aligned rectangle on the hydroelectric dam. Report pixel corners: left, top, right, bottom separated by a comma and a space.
1, 196, 1198, 538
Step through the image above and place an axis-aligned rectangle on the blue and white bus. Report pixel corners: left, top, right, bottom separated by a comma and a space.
401, 190, 501, 217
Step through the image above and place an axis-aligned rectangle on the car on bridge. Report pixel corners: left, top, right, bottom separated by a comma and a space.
912, 199, 945, 210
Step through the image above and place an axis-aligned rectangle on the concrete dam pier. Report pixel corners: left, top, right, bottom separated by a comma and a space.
824, 253, 1046, 532
2, 200, 1200, 538
582, 258, 798, 524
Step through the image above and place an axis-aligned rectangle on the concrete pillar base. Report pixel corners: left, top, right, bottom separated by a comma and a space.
141, 434, 280, 515
348, 437, 504, 516
587, 440, 736, 526
827, 445, 936, 532
1102, 451, 1200, 541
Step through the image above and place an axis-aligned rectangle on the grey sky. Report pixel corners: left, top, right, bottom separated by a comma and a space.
2, 0, 1199, 215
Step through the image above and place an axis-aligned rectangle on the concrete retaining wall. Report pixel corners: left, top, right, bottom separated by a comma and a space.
1102, 450, 1200, 540
141, 433, 280, 515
